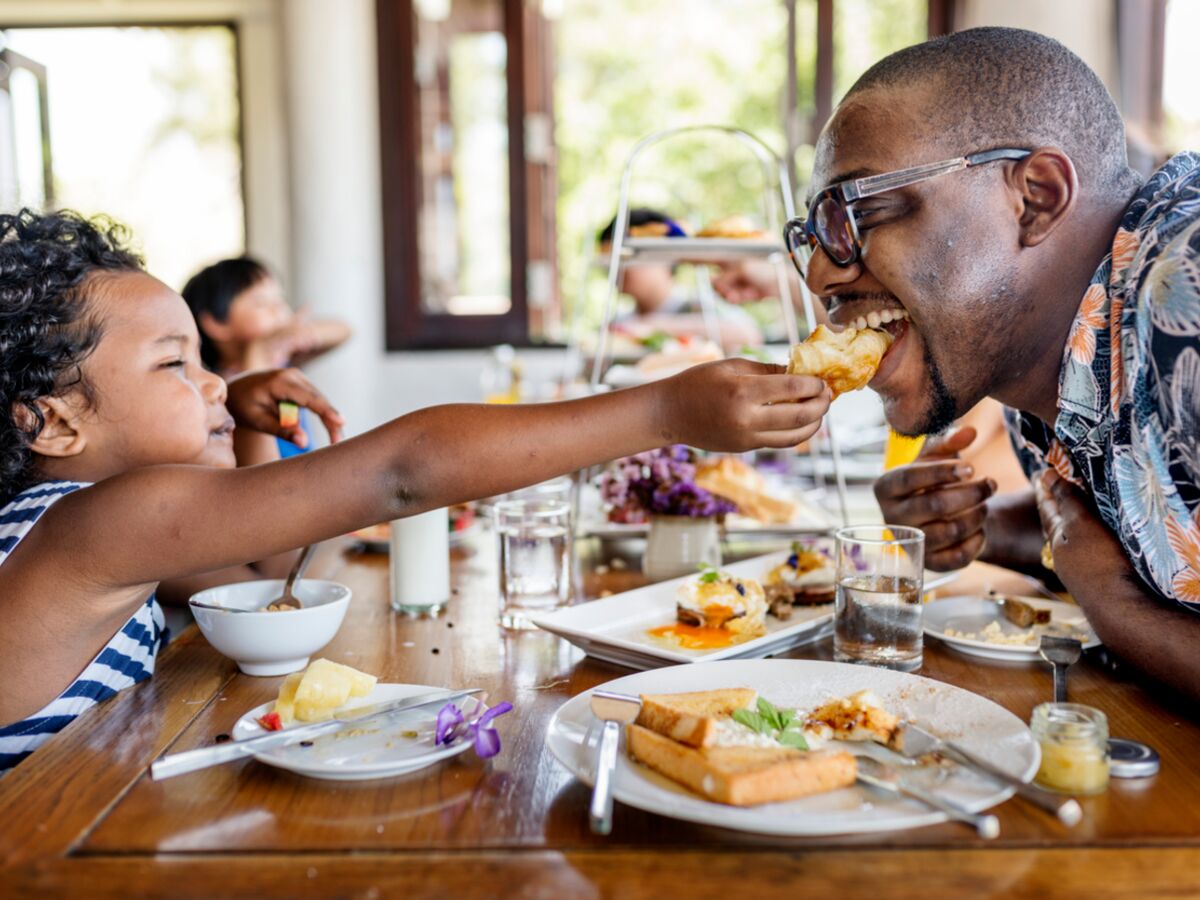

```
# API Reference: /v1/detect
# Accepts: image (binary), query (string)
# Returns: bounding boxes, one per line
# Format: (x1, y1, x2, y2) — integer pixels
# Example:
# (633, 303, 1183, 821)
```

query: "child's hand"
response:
(654, 358, 831, 451)
(225, 368, 345, 447)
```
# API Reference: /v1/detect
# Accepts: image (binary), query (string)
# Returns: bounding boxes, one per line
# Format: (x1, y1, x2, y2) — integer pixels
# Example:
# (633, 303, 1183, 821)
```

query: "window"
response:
(0, 25, 244, 290)
(378, 0, 928, 349)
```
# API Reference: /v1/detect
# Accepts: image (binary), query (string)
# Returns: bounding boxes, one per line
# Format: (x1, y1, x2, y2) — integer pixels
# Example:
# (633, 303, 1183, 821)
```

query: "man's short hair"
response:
(845, 27, 1139, 193)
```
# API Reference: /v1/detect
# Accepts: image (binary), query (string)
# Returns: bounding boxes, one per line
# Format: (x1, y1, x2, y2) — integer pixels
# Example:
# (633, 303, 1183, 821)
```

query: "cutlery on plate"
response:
(589, 690, 642, 836)
(150, 687, 483, 780)
(893, 721, 1082, 827)
(1039, 636, 1083, 702)
(855, 758, 999, 839)
(266, 543, 318, 611)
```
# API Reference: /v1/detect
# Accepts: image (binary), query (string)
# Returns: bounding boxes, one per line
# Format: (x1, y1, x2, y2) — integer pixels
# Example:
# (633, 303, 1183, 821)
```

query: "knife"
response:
(150, 687, 483, 781)
(855, 764, 1000, 839)
(894, 720, 1082, 827)
(588, 690, 642, 836)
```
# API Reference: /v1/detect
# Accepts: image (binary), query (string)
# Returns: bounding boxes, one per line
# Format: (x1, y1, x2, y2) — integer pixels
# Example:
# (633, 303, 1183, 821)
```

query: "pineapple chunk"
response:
(273, 659, 379, 724)
(273, 671, 304, 725)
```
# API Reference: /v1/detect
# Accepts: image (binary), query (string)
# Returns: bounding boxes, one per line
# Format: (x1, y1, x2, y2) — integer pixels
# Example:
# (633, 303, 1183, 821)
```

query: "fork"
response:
(855, 756, 999, 839)
(1039, 635, 1083, 703)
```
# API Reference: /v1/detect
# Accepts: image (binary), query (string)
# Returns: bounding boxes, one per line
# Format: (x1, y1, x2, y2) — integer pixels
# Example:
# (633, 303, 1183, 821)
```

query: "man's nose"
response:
(804, 245, 864, 297)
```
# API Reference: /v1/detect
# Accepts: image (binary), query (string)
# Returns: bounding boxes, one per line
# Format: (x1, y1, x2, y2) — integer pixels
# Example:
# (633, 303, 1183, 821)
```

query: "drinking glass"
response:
(494, 498, 572, 629)
(834, 525, 925, 671)
(390, 507, 451, 616)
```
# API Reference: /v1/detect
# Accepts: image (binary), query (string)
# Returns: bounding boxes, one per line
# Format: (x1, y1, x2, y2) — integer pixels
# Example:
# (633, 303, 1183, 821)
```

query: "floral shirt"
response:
(1006, 152, 1200, 609)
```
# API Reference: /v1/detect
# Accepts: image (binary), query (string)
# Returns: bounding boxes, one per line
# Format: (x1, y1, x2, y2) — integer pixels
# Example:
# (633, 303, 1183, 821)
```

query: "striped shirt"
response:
(0, 481, 166, 775)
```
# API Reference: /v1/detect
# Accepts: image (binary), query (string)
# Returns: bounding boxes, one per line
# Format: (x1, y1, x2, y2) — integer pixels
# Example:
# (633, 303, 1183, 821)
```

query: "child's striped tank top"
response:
(0, 481, 165, 774)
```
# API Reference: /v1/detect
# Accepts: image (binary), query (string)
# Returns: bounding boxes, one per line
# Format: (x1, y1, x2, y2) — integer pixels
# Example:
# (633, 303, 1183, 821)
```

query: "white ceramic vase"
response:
(643, 515, 721, 582)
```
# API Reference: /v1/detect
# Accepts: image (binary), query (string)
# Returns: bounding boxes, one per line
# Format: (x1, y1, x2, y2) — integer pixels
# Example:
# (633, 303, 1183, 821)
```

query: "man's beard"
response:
(895, 342, 958, 437)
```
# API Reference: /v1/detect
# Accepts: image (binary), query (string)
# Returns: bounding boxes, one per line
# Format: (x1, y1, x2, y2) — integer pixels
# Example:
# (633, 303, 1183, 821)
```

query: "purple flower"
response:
(435, 699, 514, 759)
(598, 446, 735, 519)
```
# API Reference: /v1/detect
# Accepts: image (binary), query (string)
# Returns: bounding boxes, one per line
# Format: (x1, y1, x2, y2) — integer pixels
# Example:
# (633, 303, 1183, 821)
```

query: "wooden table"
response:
(3, 535, 1199, 899)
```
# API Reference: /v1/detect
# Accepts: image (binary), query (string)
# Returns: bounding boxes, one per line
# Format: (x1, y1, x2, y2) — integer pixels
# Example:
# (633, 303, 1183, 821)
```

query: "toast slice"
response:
(627, 723, 857, 806)
(635, 688, 758, 748)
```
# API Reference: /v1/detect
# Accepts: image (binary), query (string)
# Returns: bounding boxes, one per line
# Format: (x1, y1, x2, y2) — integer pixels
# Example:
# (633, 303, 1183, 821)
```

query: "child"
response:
(0, 209, 830, 773)
(154, 367, 341, 607)
(181, 256, 351, 376)
(182, 256, 351, 458)
(598, 208, 763, 352)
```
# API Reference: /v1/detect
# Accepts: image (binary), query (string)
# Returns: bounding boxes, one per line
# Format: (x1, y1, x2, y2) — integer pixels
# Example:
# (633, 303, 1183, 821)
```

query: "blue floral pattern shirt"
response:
(1006, 152, 1200, 609)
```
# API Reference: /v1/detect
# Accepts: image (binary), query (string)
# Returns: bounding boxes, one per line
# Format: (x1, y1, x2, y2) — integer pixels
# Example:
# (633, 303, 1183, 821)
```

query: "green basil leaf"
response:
(731, 709, 768, 734)
(777, 729, 810, 750)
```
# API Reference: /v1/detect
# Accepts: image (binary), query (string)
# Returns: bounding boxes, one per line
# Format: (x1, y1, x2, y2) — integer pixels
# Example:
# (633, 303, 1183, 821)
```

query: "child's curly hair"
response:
(0, 208, 143, 504)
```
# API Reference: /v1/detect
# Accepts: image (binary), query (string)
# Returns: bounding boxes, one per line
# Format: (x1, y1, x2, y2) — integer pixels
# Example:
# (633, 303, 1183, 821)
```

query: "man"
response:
(791, 27, 1200, 699)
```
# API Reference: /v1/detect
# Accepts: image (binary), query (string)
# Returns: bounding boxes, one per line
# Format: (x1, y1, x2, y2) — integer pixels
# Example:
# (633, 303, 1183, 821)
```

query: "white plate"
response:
(621, 236, 786, 262)
(530, 549, 960, 670)
(925, 595, 1100, 661)
(231, 684, 478, 781)
(546, 659, 1037, 836)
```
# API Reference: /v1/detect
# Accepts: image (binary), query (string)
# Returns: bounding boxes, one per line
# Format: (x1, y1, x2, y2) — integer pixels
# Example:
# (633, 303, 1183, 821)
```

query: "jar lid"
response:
(1107, 738, 1159, 778)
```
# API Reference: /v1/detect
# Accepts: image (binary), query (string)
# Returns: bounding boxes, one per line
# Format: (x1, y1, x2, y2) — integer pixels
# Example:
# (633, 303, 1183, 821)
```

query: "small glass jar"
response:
(1031, 702, 1110, 795)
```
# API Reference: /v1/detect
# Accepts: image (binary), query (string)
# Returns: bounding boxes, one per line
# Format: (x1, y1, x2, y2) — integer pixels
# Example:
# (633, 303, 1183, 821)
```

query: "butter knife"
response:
(151, 687, 483, 780)
(589, 690, 642, 835)
(894, 720, 1081, 827)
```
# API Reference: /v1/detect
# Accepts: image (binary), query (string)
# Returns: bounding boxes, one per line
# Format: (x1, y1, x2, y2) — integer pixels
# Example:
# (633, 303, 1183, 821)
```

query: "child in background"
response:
(182, 257, 351, 456)
(0, 209, 831, 773)
(599, 208, 763, 353)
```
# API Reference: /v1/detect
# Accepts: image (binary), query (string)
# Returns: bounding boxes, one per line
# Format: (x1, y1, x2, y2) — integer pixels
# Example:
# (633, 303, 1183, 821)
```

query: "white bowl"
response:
(188, 580, 352, 676)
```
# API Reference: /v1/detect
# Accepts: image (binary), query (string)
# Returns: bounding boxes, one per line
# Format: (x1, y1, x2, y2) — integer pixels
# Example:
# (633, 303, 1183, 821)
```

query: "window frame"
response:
(377, 0, 540, 350)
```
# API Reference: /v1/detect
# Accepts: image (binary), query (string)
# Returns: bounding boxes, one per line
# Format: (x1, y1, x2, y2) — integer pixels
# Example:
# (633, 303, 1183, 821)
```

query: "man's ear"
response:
(1010, 147, 1078, 248)
(26, 396, 88, 459)
(198, 311, 234, 342)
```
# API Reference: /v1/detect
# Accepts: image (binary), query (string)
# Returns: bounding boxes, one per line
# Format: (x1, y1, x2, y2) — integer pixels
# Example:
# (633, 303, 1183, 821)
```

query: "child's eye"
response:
(160, 359, 186, 369)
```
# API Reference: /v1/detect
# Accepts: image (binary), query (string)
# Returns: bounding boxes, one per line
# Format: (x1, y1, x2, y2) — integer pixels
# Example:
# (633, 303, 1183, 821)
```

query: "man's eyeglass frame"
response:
(784, 147, 1032, 271)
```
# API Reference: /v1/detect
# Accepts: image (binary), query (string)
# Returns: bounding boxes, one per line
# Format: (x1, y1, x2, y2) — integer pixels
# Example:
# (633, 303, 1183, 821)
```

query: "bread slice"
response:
(635, 688, 757, 748)
(627, 724, 857, 806)
(694, 458, 798, 525)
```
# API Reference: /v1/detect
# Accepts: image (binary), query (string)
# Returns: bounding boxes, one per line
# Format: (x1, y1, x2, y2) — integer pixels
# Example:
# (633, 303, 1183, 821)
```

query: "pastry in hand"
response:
(787, 324, 893, 398)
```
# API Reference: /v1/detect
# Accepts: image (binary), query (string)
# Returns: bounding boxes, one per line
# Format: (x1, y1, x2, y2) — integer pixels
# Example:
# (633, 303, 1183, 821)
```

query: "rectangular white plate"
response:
(532, 550, 959, 670)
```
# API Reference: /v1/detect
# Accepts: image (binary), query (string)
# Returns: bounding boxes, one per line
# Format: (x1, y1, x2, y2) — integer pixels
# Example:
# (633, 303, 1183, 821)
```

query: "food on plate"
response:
(624, 688, 857, 806)
(270, 658, 378, 726)
(764, 542, 837, 617)
(694, 456, 797, 525)
(634, 336, 723, 379)
(695, 215, 772, 240)
(634, 688, 759, 747)
(626, 220, 689, 238)
(943, 621, 1088, 647)
(990, 592, 1052, 627)
(804, 690, 900, 746)
(648, 566, 767, 650)
(787, 324, 894, 397)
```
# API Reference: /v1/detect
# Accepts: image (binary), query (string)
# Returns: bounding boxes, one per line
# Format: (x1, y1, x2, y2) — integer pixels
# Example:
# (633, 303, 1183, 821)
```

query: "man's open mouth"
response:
(844, 307, 909, 340)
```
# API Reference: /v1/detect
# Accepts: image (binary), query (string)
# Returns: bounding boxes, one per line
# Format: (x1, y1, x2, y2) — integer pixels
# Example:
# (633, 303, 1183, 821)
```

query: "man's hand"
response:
(873, 426, 997, 570)
(225, 368, 345, 447)
(1035, 468, 1127, 589)
(654, 358, 831, 452)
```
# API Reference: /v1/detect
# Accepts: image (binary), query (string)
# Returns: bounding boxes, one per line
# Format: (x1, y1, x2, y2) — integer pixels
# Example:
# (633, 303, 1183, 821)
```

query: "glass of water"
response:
(494, 498, 572, 629)
(834, 525, 925, 671)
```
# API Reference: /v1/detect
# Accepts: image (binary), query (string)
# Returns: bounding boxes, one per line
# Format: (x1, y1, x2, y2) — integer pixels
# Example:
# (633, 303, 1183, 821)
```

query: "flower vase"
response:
(643, 515, 721, 582)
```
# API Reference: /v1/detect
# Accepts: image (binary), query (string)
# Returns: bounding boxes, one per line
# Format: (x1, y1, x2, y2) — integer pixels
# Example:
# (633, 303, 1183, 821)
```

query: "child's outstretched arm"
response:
(43, 359, 830, 587)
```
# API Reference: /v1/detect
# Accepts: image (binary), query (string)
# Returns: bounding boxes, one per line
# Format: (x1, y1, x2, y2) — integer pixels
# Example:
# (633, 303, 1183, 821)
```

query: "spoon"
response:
(1039, 635, 1082, 702)
(268, 544, 318, 610)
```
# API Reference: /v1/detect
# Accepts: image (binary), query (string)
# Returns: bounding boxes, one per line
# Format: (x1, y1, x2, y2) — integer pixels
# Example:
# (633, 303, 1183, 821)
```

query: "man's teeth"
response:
(849, 309, 908, 330)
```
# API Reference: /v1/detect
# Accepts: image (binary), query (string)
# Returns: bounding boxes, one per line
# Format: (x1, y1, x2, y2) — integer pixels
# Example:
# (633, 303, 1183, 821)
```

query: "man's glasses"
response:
(784, 148, 1031, 271)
